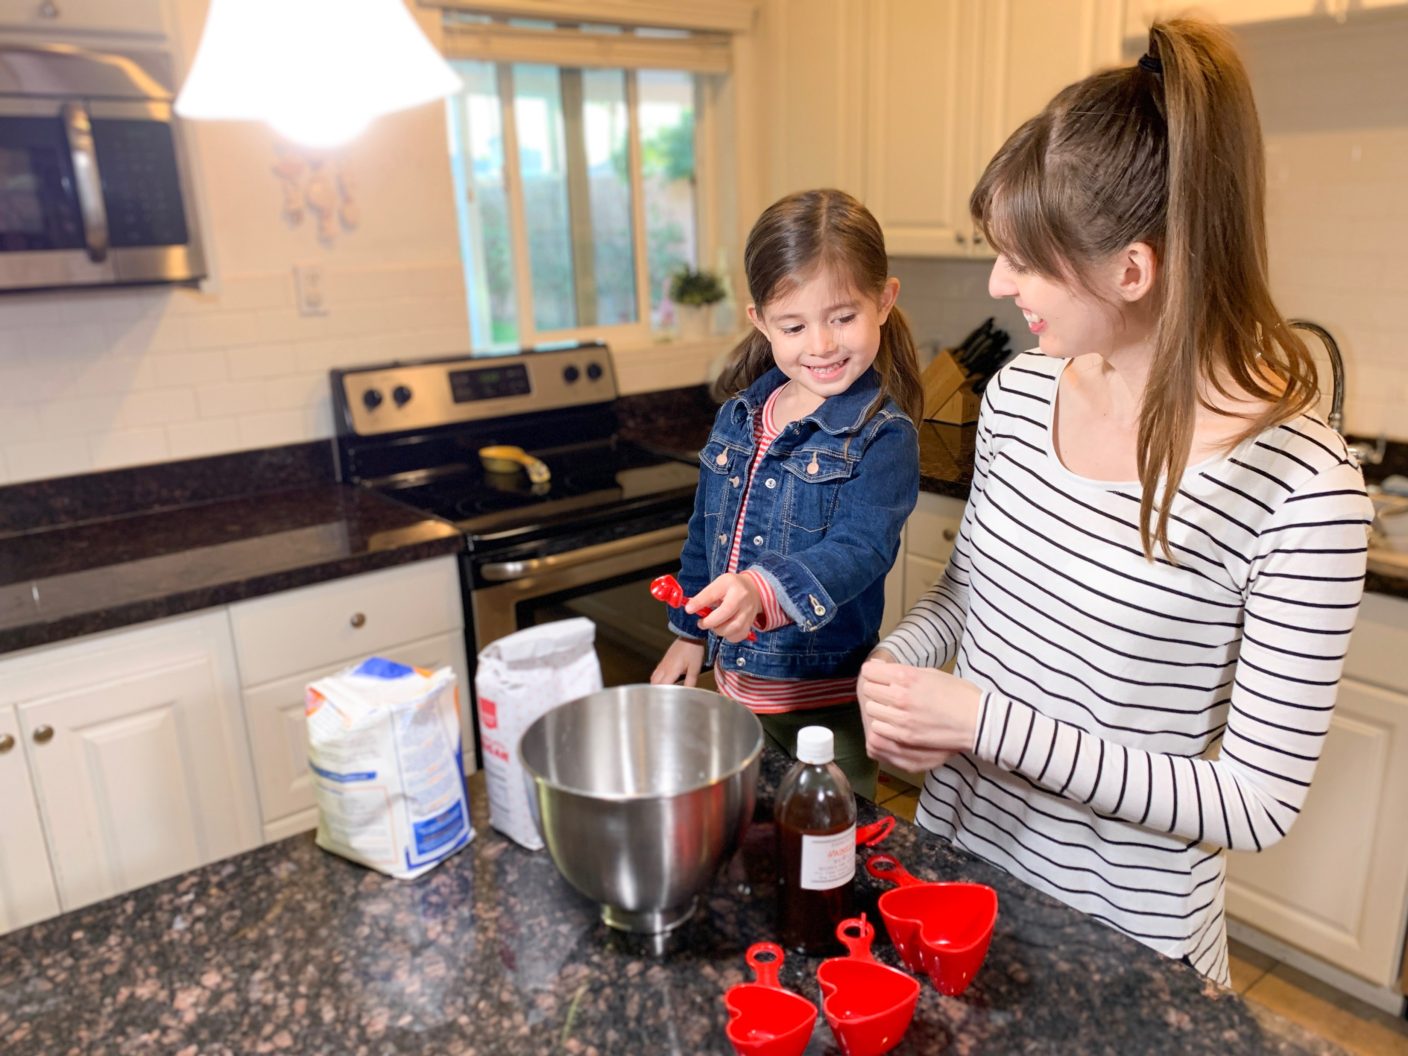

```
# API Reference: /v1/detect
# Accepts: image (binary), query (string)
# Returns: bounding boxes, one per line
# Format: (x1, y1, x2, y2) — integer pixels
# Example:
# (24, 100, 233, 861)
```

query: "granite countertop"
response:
(0, 751, 1346, 1055)
(0, 485, 463, 655)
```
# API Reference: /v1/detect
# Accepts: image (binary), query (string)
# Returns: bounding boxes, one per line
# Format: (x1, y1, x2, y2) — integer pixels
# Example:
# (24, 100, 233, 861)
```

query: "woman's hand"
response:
(858, 659, 983, 774)
(689, 573, 763, 643)
(651, 637, 705, 687)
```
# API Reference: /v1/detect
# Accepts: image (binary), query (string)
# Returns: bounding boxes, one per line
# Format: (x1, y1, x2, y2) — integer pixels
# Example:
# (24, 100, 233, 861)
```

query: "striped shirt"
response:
(880, 353, 1372, 983)
(715, 386, 858, 714)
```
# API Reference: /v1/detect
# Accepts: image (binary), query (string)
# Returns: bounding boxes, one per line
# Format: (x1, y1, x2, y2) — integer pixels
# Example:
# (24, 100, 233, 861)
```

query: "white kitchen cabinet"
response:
(881, 491, 966, 638)
(765, 0, 869, 202)
(1123, 0, 1408, 38)
(0, 0, 167, 38)
(0, 611, 261, 915)
(230, 556, 472, 841)
(862, 0, 1123, 257)
(1225, 592, 1408, 989)
(240, 628, 472, 843)
(0, 706, 60, 933)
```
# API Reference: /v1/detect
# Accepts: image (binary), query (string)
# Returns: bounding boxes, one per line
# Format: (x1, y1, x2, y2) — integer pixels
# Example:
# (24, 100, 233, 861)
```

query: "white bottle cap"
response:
(796, 725, 834, 765)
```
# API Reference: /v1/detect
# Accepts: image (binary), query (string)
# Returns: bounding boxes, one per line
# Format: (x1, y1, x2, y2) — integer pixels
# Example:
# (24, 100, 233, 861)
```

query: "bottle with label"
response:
(774, 726, 857, 954)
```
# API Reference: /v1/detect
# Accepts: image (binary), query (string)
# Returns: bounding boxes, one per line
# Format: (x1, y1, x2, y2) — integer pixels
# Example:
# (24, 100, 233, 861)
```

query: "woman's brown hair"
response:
(969, 17, 1319, 560)
(715, 188, 924, 425)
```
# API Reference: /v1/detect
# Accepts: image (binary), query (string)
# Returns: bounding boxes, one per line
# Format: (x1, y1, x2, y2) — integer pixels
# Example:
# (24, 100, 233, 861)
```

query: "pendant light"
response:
(175, 0, 462, 149)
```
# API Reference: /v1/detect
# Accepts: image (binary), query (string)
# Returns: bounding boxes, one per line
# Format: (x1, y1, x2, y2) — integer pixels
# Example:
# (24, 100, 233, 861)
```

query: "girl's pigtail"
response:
(876, 304, 924, 426)
(712, 329, 775, 403)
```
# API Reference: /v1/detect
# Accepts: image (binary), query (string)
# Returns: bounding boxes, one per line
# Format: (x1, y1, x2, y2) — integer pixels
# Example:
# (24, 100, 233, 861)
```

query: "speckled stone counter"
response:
(0, 485, 463, 655)
(0, 752, 1346, 1055)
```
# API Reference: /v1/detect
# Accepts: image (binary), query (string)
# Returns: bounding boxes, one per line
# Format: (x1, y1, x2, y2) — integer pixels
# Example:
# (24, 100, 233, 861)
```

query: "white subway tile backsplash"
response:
(227, 343, 299, 380)
(89, 428, 170, 471)
(153, 351, 229, 388)
(237, 410, 312, 448)
(118, 389, 199, 429)
(183, 312, 264, 350)
(195, 380, 270, 418)
(165, 419, 243, 461)
(7, 435, 91, 483)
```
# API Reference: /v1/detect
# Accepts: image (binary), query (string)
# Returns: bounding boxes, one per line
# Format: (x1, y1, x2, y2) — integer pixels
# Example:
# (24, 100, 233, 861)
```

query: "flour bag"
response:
(305, 658, 472, 879)
(475, 618, 602, 849)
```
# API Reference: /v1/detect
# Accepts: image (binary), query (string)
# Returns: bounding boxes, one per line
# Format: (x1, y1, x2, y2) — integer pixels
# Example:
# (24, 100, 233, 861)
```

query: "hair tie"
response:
(1138, 52, 1162, 76)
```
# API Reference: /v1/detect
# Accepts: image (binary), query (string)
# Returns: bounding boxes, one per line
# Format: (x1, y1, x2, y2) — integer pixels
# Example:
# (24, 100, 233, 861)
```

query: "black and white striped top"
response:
(881, 353, 1372, 983)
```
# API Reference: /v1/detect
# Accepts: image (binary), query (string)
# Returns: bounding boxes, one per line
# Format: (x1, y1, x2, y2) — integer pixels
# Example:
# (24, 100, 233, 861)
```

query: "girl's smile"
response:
(747, 270, 900, 409)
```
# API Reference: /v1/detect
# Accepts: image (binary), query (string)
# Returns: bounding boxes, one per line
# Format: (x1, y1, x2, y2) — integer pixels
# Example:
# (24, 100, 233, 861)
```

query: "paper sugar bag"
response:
(306, 658, 472, 879)
(475, 618, 601, 849)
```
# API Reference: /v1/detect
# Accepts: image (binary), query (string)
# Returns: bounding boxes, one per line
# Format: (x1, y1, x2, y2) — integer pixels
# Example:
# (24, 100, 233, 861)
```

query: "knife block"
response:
(920, 348, 981, 425)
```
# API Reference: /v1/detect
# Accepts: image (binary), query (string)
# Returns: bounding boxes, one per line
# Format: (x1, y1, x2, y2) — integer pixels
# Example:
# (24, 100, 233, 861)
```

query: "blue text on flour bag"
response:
(305, 658, 473, 879)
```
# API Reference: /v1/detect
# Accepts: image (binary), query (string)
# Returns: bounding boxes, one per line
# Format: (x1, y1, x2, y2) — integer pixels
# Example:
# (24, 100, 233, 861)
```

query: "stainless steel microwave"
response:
(0, 42, 205, 292)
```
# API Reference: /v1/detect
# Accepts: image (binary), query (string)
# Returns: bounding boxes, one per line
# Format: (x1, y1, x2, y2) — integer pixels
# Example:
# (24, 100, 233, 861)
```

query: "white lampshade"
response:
(175, 0, 462, 148)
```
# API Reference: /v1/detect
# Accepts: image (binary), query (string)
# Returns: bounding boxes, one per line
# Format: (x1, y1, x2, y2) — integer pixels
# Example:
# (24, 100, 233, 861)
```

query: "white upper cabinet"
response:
(1124, 0, 1408, 38)
(763, 0, 1124, 257)
(0, 0, 167, 38)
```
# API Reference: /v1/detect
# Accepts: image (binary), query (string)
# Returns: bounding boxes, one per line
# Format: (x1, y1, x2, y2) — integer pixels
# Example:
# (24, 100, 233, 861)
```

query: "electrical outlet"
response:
(294, 263, 328, 316)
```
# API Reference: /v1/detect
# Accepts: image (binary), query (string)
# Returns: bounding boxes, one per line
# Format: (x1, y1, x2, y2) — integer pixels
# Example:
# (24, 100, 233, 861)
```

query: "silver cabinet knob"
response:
(0, 733, 14, 754)
(349, 612, 367, 629)
(33, 725, 54, 744)
(943, 528, 957, 542)
(38, 1, 59, 17)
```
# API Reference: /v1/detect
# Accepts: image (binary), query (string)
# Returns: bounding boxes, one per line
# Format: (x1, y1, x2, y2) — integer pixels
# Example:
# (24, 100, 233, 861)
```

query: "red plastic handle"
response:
(833, 914, 878, 961)
(866, 853, 927, 888)
(648, 574, 757, 642)
(744, 942, 787, 989)
(855, 817, 895, 847)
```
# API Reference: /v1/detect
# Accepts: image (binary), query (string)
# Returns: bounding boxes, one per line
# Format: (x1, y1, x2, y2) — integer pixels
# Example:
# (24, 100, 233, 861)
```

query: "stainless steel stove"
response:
(331, 343, 699, 702)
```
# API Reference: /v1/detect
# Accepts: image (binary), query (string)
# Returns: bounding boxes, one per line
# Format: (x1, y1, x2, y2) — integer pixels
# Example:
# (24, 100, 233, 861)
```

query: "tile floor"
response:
(873, 773, 1408, 1055)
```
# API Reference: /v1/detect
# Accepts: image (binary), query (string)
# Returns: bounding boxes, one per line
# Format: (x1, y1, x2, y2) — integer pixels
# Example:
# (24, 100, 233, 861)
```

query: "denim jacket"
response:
(670, 366, 920, 680)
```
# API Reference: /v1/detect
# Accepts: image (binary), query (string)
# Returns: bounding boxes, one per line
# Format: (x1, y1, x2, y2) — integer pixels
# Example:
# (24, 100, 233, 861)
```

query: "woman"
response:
(858, 17, 1373, 982)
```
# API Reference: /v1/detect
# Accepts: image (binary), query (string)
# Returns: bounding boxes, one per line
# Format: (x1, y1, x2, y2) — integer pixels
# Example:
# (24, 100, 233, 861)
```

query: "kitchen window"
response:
(442, 14, 730, 351)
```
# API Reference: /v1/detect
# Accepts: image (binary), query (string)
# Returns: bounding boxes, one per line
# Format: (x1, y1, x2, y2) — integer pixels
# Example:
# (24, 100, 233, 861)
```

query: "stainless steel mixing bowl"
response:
(518, 684, 763, 933)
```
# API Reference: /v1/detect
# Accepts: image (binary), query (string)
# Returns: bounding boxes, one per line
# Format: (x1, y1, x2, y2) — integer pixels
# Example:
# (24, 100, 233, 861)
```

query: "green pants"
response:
(758, 701, 879, 801)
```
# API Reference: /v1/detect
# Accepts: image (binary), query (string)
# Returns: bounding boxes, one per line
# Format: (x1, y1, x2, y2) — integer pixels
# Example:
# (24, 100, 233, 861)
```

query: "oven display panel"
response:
(450, 364, 531, 403)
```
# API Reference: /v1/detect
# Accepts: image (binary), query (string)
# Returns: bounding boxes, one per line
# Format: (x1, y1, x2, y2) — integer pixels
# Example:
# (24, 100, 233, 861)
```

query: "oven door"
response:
(469, 523, 688, 687)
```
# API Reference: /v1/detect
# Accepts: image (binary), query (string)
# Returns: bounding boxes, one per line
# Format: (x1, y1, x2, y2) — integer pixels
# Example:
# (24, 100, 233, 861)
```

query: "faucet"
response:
(1287, 319, 1386, 466)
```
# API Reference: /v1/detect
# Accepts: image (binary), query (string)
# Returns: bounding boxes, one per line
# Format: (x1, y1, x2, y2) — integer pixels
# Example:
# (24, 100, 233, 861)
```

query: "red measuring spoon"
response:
(816, 914, 919, 1056)
(866, 853, 998, 996)
(649, 574, 757, 641)
(855, 817, 895, 848)
(723, 942, 817, 1056)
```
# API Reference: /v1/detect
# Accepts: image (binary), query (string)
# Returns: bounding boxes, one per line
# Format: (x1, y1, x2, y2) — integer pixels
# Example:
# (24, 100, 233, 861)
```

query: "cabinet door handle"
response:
(0, 733, 13, 753)
(955, 233, 968, 245)
(943, 528, 957, 542)
(38, 1, 60, 17)
(974, 234, 985, 246)
(349, 612, 367, 629)
(32, 725, 54, 744)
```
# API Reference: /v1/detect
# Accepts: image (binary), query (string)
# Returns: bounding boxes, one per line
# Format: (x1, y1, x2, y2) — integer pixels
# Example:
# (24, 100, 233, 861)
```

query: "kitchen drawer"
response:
(0, 0, 167, 37)
(1341, 592, 1408, 690)
(229, 557, 463, 687)
(242, 629, 473, 825)
(903, 554, 946, 614)
(906, 494, 964, 564)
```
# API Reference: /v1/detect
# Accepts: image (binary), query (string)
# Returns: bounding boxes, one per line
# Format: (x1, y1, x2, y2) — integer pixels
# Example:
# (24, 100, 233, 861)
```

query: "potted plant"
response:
(669, 267, 726, 339)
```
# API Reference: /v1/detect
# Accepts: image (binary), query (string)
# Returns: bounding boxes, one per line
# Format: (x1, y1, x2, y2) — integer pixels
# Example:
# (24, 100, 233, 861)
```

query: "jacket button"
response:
(718, 533, 727, 543)
(765, 478, 777, 489)
(730, 476, 741, 487)
(753, 535, 764, 545)
(715, 452, 728, 466)
(809, 595, 825, 615)
(806, 460, 819, 475)
(736, 657, 746, 667)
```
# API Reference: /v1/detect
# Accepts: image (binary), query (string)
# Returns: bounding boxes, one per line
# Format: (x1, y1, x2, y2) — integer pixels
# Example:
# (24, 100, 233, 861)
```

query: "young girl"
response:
(859, 19, 1373, 983)
(651, 188, 922, 800)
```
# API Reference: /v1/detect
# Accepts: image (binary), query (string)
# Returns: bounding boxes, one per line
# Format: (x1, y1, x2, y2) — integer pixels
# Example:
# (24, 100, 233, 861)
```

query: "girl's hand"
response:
(689, 573, 763, 644)
(859, 660, 982, 774)
(651, 637, 705, 687)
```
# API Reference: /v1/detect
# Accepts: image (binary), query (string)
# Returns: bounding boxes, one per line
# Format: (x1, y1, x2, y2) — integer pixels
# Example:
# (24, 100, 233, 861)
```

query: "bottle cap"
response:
(796, 725, 834, 765)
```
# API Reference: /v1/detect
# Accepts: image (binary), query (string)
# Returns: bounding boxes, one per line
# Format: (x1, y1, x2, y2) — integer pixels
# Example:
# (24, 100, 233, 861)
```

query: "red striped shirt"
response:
(714, 386, 857, 715)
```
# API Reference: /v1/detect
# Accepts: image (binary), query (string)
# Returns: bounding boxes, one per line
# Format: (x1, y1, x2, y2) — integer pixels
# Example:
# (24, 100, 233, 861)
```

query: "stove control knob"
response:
(586, 362, 604, 381)
(563, 365, 581, 384)
(362, 388, 384, 410)
(393, 385, 413, 407)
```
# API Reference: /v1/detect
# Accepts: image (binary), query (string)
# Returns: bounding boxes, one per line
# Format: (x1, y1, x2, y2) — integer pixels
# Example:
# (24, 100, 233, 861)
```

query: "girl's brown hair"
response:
(969, 17, 1319, 560)
(715, 188, 924, 425)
